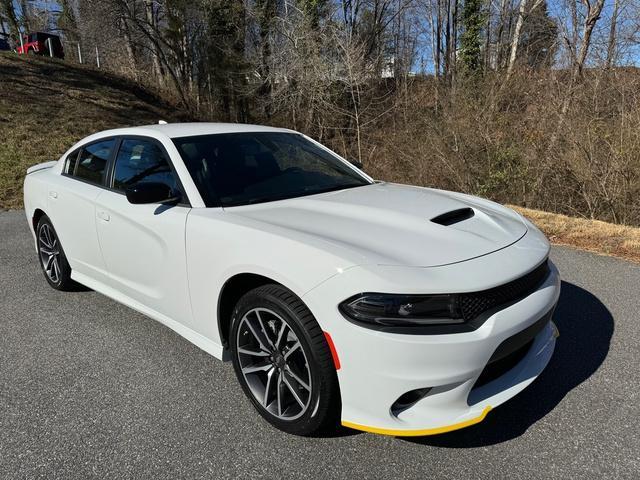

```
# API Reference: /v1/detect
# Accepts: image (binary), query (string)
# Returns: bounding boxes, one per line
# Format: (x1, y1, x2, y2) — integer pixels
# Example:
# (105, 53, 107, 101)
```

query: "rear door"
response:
(45, 138, 115, 281)
(94, 136, 193, 324)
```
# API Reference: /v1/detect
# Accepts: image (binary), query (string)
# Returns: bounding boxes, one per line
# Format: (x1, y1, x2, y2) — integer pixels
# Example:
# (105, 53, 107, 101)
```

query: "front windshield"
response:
(172, 132, 370, 207)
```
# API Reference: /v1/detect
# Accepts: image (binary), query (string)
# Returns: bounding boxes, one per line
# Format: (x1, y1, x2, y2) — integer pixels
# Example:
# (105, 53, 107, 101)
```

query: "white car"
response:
(23, 123, 560, 437)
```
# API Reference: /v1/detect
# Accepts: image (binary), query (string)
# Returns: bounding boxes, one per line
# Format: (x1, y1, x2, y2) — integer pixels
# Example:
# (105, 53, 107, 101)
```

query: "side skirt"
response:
(71, 271, 226, 360)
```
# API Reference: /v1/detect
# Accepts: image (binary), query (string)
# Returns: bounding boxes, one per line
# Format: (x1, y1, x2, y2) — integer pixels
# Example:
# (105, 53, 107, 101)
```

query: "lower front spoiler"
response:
(342, 405, 493, 437)
(341, 320, 559, 437)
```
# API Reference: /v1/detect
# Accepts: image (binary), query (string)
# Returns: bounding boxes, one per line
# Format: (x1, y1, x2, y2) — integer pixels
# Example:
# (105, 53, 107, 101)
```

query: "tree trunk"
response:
(606, 0, 619, 69)
(145, 0, 164, 86)
(120, 16, 137, 78)
(484, 3, 491, 70)
(566, 0, 579, 65)
(1, 0, 21, 41)
(444, 0, 451, 80)
(575, 0, 606, 77)
(435, 0, 442, 77)
(18, 0, 30, 32)
(495, 0, 509, 68)
(507, 0, 544, 77)
(450, 0, 458, 84)
(506, 0, 529, 76)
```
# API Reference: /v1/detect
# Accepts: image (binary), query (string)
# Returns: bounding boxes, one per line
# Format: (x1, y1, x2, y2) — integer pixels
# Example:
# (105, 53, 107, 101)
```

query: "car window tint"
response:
(112, 139, 178, 192)
(173, 132, 368, 207)
(75, 139, 114, 184)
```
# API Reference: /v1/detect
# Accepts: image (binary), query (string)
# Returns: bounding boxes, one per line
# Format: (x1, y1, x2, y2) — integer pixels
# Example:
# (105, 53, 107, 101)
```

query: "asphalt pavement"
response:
(1, 209, 638, 479)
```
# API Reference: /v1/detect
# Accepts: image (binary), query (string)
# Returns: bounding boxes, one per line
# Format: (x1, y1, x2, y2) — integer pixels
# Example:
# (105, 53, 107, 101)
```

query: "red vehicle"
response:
(17, 32, 64, 59)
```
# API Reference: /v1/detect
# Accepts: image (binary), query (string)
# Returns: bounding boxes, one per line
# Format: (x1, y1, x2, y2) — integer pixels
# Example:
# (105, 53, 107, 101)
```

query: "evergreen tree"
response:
(459, 0, 485, 76)
(519, 0, 558, 70)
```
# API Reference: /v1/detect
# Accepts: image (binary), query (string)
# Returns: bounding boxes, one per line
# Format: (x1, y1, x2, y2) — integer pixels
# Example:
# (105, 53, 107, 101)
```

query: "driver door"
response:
(94, 136, 193, 325)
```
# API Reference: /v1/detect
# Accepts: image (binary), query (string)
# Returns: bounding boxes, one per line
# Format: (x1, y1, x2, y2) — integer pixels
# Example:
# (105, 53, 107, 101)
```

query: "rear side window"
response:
(112, 138, 178, 192)
(75, 139, 115, 184)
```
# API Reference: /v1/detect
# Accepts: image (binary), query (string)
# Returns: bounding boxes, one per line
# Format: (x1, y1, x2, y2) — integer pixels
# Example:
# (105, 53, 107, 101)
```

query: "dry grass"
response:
(509, 205, 640, 263)
(0, 53, 191, 209)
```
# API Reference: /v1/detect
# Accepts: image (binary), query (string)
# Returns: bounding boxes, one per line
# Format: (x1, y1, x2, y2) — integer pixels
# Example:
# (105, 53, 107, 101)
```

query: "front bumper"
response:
(303, 254, 561, 436)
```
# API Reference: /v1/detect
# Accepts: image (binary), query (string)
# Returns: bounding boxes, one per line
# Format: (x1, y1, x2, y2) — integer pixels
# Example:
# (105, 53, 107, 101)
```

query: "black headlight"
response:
(339, 293, 464, 327)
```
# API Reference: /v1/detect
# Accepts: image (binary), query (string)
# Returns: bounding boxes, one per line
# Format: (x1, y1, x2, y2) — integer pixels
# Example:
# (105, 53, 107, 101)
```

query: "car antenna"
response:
(158, 120, 168, 125)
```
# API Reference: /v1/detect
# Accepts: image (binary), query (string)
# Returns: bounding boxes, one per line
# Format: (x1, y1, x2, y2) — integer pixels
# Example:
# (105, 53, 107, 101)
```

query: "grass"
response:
(510, 205, 640, 263)
(0, 53, 191, 209)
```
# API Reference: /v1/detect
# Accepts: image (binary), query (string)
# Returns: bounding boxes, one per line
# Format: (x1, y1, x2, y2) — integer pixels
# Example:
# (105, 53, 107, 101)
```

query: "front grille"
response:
(458, 259, 550, 321)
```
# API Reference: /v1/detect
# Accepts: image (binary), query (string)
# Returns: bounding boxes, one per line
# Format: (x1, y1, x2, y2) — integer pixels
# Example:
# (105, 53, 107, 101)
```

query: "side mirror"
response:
(350, 160, 363, 169)
(125, 182, 180, 205)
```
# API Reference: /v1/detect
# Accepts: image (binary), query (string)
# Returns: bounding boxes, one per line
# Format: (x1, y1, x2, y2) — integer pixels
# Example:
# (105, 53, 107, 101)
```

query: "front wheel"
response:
(230, 284, 341, 436)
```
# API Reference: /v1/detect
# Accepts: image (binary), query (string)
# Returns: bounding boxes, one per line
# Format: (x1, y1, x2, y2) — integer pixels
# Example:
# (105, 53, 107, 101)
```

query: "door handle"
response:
(49, 191, 58, 199)
(97, 211, 110, 222)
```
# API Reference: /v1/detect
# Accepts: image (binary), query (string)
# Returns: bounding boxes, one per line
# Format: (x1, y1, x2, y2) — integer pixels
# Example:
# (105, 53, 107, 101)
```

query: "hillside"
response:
(0, 53, 192, 209)
(1, 53, 639, 263)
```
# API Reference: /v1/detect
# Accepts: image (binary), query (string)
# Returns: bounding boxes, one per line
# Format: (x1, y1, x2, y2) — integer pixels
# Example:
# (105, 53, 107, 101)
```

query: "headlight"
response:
(339, 293, 464, 327)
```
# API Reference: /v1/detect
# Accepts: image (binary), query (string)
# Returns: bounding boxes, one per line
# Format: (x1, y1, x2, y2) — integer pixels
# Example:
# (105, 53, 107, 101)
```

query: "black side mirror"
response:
(125, 182, 180, 205)
(350, 160, 363, 169)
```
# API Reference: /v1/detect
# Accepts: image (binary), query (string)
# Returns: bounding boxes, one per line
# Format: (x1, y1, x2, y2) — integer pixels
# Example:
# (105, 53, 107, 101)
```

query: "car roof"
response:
(94, 122, 296, 140)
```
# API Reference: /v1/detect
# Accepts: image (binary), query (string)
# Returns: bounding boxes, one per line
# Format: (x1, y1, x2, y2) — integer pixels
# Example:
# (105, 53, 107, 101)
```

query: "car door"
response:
(45, 138, 115, 282)
(94, 136, 193, 325)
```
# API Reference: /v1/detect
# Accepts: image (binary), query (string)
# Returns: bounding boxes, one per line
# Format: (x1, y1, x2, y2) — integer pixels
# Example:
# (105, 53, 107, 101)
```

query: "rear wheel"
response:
(36, 215, 76, 291)
(230, 284, 341, 436)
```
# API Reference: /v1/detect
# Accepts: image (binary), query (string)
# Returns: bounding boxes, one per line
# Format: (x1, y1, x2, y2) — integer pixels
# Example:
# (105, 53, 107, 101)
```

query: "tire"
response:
(36, 215, 77, 291)
(230, 284, 341, 436)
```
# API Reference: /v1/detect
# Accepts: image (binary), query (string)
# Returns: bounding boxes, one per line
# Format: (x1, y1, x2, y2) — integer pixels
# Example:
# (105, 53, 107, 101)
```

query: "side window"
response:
(75, 139, 115, 184)
(112, 138, 178, 192)
(64, 149, 80, 175)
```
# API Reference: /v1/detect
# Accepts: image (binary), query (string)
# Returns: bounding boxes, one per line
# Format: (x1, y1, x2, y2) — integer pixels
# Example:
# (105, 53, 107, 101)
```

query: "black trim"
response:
(471, 307, 554, 391)
(431, 208, 475, 226)
(104, 137, 123, 190)
(60, 135, 192, 208)
(339, 259, 551, 335)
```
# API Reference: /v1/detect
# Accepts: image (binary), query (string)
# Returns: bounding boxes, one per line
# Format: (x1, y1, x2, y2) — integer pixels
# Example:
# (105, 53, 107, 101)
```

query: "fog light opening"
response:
(391, 387, 432, 417)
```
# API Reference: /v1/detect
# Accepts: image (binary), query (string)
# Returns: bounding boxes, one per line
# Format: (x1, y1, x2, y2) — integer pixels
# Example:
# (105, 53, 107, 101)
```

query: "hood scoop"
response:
(431, 208, 475, 226)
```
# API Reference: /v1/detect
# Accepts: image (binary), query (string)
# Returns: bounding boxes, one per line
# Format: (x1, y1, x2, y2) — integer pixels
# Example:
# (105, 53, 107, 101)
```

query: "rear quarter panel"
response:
(23, 164, 57, 246)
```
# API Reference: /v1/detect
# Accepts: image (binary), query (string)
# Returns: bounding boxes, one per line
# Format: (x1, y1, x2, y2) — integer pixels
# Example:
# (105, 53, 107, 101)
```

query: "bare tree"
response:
(0, 0, 21, 41)
(574, 0, 606, 76)
(506, 0, 544, 76)
(606, 0, 620, 68)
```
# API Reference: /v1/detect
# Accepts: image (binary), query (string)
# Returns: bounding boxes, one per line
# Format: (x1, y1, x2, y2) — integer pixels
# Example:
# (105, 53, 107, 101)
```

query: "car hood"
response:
(227, 183, 528, 267)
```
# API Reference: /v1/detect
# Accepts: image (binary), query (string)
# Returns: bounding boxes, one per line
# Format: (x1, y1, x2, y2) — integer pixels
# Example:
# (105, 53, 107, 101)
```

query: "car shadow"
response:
(401, 281, 613, 447)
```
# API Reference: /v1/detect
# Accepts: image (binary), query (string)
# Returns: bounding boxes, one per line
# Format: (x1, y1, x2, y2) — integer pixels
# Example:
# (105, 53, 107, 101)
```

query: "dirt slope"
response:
(0, 53, 191, 209)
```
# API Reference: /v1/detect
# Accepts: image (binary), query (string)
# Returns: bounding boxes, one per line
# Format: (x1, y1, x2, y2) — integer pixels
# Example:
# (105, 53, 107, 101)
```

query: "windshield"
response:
(172, 132, 370, 207)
